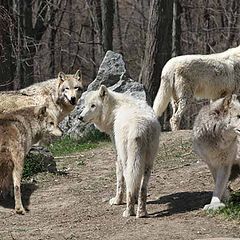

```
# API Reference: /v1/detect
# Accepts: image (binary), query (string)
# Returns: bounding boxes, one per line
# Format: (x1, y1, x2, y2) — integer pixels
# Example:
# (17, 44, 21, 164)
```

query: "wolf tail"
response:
(153, 72, 173, 117)
(125, 139, 144, 197)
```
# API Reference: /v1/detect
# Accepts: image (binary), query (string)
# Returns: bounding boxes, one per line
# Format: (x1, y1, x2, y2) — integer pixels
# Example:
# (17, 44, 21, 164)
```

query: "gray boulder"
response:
(60, 50, 146, 139)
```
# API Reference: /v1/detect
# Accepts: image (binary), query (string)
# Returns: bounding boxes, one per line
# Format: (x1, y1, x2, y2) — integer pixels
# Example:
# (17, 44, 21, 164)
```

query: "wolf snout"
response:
(70, 97, 76, 105)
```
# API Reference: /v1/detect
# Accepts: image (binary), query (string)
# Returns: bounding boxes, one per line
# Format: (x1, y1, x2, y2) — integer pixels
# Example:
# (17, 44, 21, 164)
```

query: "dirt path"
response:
(0, 130, 240, 240)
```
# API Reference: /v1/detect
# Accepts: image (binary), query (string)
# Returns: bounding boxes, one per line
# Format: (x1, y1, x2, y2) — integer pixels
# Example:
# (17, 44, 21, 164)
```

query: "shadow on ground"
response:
(0, 183, 38, 211)
(148, 191, 212, 217)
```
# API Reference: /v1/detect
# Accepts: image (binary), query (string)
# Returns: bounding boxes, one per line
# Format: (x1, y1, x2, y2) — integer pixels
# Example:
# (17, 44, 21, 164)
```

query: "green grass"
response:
(49, 131, 109, 157)
(208, 191, 240, 221)
(23, 130, 110, 178)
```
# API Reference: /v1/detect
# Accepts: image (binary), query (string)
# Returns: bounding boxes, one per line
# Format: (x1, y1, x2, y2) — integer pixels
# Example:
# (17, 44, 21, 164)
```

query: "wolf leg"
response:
(12, 164, 25, 214)
(170, 97, 189, 131)
(109, 157, 124, 205)
(204, 165, 231, 211)
(123, 190, 136, 217)
(136, 166, 151, 218)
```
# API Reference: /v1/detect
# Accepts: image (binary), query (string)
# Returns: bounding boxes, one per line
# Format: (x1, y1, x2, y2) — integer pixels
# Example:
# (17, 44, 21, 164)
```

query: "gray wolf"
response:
(0, 104, 62, 214)
(19, 69, 84, 123)
(193, 95, 240, 210)
(79, 85, 160, 218)
(153, 46, 240, 130)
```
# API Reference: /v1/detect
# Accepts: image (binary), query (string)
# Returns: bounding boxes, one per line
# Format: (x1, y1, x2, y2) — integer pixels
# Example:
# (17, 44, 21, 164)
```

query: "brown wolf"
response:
(153, 46, 240, 130)
(0, 104, 62, 214)
(193, 95, 240, 210)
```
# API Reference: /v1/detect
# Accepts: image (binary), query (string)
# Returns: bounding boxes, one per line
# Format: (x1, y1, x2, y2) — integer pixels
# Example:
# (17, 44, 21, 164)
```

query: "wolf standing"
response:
(80, 86, 160, 218)
(153, 46, 240, 130)
(193, 95, 240, 210)
(0, 104, 62, 214)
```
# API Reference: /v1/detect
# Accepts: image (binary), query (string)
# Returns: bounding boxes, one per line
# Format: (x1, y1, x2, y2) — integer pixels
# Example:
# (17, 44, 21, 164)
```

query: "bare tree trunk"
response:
(172, 0, 181, 57)
(13, 0, 24, 89)
(101, 0, 114, 52)
(23, 0, 34, 86)
(86, 0, 103, 55)
(139, 0, 173, 105)
(204, 0, 210, 54)
(0, 5, 15, 90)
(115, 0, 123, 54)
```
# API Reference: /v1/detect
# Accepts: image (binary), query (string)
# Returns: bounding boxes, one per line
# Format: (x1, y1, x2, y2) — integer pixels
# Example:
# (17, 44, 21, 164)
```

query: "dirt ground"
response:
(1, 130, 240, 240)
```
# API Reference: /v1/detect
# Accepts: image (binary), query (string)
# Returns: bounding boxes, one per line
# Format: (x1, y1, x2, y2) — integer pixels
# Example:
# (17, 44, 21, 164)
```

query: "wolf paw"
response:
(203, 202, 225, 211)
(109, 197, 123, 205)
(122, 209, 135, 217)
(136, 210, 149, 218)
(15, 207, 25, 215)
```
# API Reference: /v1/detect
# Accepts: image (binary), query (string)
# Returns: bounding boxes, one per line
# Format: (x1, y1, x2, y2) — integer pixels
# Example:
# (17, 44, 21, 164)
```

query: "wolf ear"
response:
(99, 85, 108, 100)
(74, 69, 82, 81)
(214, 95, 232, 115)
(222, 95, 233, 111)
(58, 72, 66, 83)
(35, 105, 47, 118)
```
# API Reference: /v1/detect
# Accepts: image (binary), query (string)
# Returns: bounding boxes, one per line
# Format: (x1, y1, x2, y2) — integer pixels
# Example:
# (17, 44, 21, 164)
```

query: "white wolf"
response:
(153, 46, 240, 130)
(79, 86, 160, 218)
(193, 95, 240, 210)
(19, 70, 84, 123)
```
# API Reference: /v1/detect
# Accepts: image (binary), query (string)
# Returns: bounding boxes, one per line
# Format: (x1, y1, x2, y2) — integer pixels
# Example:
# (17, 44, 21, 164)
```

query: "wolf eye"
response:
(65, 87, 69, 90)
(75, 86, 82, 91)
(49, 122, 54, 126)
(237, 115, 240, 119)
(91, 104, 96, 108)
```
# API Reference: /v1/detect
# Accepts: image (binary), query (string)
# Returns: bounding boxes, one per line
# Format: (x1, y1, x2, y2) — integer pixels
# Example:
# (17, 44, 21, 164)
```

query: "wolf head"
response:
(57, 70, 84, 106)
(79, 85, 111, 124)
(211, 94, 240, 135)
(35, 104, 63, 137)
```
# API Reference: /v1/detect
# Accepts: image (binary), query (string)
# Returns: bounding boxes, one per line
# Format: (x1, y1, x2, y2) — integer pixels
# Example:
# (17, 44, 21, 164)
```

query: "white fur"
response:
(80, 86, 160, 218)
(193, 95, 240, 210)
(153, 46, 240, 130)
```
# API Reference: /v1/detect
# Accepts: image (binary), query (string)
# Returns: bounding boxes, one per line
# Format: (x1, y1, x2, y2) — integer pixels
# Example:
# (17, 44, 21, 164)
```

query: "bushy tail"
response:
(153, 74, 173, 117)
(125, 140, 143, 196)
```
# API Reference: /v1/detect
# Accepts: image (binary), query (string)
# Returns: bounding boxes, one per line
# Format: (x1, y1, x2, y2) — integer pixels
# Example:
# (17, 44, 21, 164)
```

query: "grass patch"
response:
(208, 191, 240, 221)
(49, 131, 110, 157)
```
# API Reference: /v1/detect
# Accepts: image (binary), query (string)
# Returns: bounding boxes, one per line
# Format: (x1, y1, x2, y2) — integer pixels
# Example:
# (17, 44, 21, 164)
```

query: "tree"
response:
(0, 5, 15, 90)
(172, 0, 181, 57)
(139, 0, 173, 105)
(101, 0, 114, 52)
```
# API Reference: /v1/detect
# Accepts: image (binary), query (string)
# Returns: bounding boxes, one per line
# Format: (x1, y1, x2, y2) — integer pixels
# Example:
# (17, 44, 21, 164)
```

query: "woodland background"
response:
(0, 0, 239, 128)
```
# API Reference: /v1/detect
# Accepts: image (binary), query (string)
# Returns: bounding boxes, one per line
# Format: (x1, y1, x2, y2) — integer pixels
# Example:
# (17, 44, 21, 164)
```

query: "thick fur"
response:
(19, 70, 84, 123)
(153, 46, 240, 130)
(193, 95, 240, 210)
(0, 105, 62, 214)
(80, 86, 160, 218)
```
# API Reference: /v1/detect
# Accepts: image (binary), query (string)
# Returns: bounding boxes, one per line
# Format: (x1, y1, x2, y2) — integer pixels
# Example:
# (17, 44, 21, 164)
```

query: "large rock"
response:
(60, 51, 146, 139)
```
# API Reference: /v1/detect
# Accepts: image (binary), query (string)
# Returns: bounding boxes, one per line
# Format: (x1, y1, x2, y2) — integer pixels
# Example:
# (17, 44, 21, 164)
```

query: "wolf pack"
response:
(1, 46, 240, 219)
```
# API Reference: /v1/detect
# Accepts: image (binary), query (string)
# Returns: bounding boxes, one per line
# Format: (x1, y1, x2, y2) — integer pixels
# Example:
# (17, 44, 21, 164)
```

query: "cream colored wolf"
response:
(19, 69, 84, 122)
(193, 95, 240, 210)
(0, 104, 62, 214)
(79, 86, 160, 218)
(153, 46, 240, 130)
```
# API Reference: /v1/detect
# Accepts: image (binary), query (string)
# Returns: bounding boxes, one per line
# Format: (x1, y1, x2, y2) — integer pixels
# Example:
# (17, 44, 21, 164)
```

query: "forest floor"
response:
(0, 130, 240, 240)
